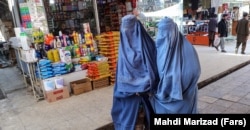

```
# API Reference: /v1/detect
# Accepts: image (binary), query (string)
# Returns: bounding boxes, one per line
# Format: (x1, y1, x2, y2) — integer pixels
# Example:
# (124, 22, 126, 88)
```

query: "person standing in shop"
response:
(235, 12, 249, 54)
(208, 14, 218, 47)
(215, 13, 228, 53)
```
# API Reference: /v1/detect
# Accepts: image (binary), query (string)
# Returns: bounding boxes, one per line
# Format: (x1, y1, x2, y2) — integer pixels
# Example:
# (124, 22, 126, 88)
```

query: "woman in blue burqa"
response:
(111, 14, 159, 129)
(150, 17, 201, 114)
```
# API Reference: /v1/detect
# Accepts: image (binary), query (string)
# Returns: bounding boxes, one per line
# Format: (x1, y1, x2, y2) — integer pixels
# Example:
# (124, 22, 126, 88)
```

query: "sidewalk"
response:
(1, 39, 250, 130)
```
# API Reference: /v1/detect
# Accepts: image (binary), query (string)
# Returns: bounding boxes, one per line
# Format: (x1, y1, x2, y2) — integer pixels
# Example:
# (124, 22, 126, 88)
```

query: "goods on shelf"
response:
(43, 0, 96, 34)
(97, 0, 130, 33)
(37, 59, 72, 80)
(87, 61, 110, 80)
(19, 3, 32, 28)
(52, 62, 68, 76)
(96, 31, 119, 84)
(37, 59, 54, 79)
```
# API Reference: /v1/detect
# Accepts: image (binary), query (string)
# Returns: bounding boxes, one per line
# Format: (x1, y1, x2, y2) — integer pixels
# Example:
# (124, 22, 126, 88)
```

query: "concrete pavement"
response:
(1, 38, 250, 130)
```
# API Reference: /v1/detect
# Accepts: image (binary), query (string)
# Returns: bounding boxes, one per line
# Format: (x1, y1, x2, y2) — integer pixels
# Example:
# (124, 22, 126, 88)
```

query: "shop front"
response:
(183, 0, 250, 46)
(9, 0, 184, 102)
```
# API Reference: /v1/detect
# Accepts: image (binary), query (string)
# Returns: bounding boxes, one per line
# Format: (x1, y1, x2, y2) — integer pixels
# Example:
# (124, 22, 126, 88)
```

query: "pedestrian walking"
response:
(150, 17, 201, 114)
(111, 14, 159, 130)
(208, 14, 218, 47)
(215, 13, 229, 53)
(235, 12, 249, 54)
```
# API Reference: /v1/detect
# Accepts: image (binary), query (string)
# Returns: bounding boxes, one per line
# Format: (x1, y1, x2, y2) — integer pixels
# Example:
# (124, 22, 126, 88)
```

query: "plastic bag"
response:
(39, 59, 51, 66)
(53, 66, 67, 72)
(52, 62, 66, 67)
(213, 35, 220, 47)
(40, 67, 53, 72)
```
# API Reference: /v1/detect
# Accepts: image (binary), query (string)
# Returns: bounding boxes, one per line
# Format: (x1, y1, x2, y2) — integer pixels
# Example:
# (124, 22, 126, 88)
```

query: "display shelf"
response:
(43, 0, 97, 34)
(20, 54, 44, 101)
(97, 0, 129, 33)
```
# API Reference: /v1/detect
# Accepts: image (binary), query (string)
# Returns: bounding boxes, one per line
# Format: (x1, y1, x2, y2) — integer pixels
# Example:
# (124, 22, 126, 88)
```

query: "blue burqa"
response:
(150, 17, 201, 114)
(111, 15, 159, 130)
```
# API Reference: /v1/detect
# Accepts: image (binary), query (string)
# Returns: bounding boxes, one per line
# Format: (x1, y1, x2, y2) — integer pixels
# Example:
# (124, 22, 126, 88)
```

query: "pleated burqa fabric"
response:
(150, 17, 201, 114)
(111, 15, 159, 130)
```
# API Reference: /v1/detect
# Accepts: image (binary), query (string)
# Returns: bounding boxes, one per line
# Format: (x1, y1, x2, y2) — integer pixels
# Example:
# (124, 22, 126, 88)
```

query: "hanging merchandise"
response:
(32, 29, 39, 44)
(19, 3, 32, 28)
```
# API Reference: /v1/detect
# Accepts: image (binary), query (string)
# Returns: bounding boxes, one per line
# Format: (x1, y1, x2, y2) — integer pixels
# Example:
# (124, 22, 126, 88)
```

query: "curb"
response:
(197, 60, 250, 89)
(97, 60, 250, 130)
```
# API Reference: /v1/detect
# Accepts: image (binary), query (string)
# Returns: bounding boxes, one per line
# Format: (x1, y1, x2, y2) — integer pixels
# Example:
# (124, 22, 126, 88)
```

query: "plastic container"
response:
(55, 77, 64, 89)
(43, 79, 55, 91)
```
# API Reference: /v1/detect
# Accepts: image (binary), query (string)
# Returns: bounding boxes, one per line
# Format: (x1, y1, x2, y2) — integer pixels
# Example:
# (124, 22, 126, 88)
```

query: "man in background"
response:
(215, 13, 228, 53)
(208, 14, 218, 47)
(235, 12, 249, 54)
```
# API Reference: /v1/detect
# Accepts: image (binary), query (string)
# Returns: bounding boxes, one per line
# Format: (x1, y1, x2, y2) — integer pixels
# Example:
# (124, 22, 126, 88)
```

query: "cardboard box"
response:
(70, 78, 92, 95)
(92, 77, 110, 89)
(46, 87, 70, 103)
